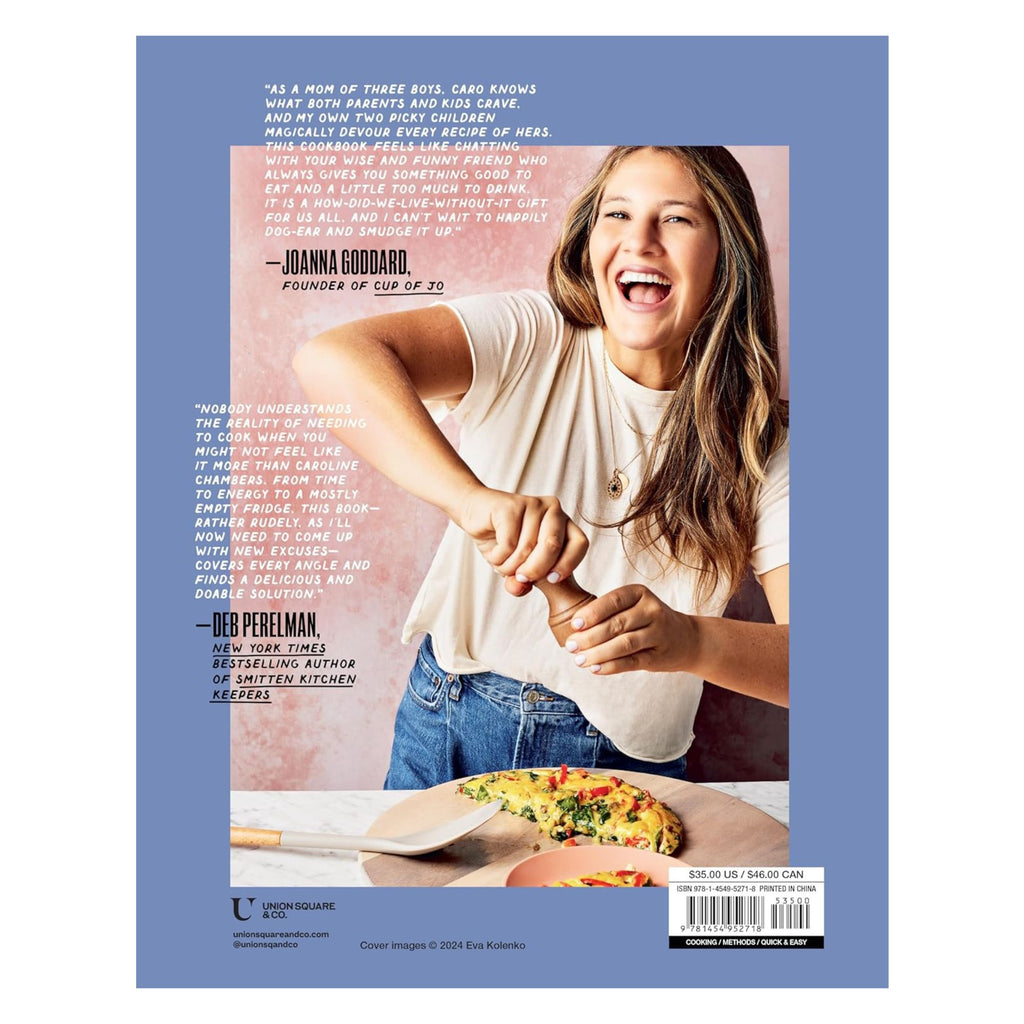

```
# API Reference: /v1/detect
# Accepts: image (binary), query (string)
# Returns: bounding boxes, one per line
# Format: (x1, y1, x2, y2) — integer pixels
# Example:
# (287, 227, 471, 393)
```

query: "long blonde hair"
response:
(547, 146, 788, 606)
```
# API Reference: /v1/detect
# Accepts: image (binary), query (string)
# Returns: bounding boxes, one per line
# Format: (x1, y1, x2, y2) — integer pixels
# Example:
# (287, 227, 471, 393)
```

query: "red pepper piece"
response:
(630, 797, 640, 812)
(609, 776, 622, 787)
(609, 870, 647, 886)
(559, 763, 569, 784)
(588, 786, 611, 797)
(562, 838, 577, 847)
(547, 775, 558, 790)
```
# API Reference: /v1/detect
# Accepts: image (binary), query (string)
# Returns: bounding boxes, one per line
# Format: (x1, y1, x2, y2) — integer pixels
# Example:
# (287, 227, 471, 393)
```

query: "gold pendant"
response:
(607, 470, 628, 499)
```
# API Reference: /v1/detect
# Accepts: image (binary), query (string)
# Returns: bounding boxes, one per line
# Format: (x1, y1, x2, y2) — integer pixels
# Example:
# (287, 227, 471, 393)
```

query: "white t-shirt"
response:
(403, 290, 788, 762)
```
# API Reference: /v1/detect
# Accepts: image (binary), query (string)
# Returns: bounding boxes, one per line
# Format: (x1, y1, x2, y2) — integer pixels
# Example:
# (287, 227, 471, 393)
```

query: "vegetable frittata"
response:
(457, 764, 682, 855)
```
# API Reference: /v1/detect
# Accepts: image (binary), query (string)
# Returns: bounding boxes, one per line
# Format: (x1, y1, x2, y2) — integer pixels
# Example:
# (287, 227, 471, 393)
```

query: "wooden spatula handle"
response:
(231, 826, 282, 847)
(533, 574, 596, 645)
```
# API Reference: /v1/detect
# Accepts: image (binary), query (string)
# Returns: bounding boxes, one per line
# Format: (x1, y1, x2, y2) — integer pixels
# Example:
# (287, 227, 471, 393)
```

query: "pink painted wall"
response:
(230, 145, 789, 790)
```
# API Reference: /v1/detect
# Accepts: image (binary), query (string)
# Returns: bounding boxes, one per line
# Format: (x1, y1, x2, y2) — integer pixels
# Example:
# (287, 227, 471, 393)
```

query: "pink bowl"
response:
(504, 845, 688, 887)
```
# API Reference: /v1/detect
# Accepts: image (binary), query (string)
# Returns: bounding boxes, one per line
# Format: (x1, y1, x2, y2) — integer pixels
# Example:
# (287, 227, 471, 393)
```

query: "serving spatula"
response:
(230, 798, 503, 856)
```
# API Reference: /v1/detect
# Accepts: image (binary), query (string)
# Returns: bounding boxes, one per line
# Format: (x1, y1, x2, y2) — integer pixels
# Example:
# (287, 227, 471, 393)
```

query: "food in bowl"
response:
(504, 844, 685, 887)
(547, 868, 652, 887)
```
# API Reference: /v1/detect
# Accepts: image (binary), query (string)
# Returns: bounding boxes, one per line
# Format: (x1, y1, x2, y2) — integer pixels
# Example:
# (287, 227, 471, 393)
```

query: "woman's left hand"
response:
(563, 579, 790, 706)
(563, 584, 697, 675)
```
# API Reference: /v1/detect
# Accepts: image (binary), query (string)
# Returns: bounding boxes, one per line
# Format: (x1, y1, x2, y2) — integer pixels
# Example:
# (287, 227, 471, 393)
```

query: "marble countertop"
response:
(230, 782, 789, 887)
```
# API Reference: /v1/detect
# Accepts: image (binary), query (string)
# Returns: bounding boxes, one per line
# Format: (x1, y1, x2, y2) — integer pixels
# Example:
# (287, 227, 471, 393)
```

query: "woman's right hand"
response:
(456, 486, 589, 597)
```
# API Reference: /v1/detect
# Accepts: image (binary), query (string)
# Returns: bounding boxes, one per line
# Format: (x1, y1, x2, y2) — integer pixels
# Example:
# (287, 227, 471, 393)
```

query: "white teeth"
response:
(617, 271, 671, 286)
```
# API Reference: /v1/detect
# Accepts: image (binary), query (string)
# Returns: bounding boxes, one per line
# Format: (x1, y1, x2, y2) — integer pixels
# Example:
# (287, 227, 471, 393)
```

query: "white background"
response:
(7, 3, 1015, 1019)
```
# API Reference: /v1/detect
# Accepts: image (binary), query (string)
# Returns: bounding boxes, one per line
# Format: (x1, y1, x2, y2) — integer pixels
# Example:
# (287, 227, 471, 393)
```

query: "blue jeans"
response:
(384, 636, 686, 789)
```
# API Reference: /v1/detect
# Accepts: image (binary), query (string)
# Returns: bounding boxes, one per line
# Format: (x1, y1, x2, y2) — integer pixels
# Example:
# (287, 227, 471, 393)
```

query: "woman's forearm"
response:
(685, 617, 789, 707)
(292, 317, 480, 521)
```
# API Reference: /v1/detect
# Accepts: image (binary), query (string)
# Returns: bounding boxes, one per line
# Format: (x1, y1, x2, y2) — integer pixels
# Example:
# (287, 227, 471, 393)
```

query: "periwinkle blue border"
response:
(137, 35, 887, 988)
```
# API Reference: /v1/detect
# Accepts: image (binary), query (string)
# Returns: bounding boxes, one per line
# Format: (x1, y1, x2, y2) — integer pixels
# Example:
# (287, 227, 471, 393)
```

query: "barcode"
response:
(771, 903, 812, 929)
(686, 896, 764, 927)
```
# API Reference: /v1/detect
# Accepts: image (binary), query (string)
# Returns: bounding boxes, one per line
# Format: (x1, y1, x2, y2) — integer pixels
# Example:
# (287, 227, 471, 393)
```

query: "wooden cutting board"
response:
(361, 771, 788, 886)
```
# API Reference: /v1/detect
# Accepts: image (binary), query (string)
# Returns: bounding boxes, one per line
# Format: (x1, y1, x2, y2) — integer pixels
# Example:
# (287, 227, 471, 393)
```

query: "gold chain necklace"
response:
(602, 349, 652, 500)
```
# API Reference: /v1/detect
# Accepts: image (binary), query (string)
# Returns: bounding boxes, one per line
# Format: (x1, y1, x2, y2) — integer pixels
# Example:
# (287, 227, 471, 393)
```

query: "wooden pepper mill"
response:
(533, 574, 597, 646)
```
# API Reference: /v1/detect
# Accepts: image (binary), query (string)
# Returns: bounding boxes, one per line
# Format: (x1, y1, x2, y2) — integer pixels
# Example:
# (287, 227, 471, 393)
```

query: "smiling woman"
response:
(587, 151, 720, 384)
(549, 147, 787, 611)
(292, 145, 789, 788)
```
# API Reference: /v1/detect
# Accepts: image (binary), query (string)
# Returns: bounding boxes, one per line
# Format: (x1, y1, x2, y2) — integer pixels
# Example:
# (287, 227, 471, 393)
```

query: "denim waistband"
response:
(419, 634, 584, 716)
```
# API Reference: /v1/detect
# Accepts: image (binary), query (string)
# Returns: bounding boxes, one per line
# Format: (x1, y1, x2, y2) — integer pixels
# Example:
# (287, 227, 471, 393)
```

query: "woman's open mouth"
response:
(616, 270, 672, 307)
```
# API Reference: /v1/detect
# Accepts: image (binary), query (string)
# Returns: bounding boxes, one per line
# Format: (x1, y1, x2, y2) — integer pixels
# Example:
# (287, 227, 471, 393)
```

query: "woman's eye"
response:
(603, 210, 628, 220)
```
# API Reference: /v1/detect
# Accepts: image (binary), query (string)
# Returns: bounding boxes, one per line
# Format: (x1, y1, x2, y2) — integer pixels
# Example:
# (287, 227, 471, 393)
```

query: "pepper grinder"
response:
(533, 574, 597, 646)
